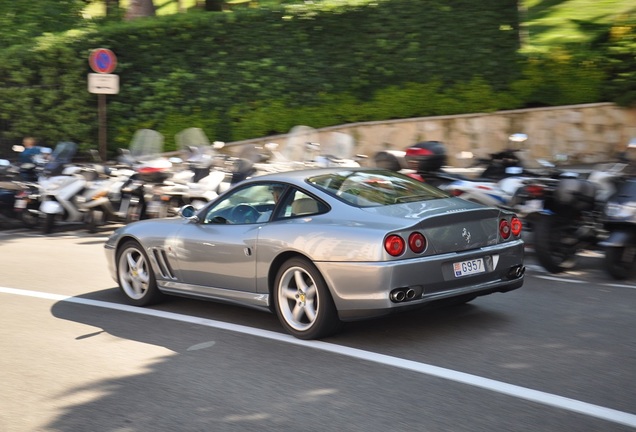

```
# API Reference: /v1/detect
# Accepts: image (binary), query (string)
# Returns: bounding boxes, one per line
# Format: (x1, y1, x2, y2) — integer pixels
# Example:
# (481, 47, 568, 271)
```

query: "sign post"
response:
(88, 48, 118, 161)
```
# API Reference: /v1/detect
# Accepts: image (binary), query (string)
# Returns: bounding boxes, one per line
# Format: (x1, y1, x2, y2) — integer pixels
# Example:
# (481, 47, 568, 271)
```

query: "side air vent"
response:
(151, 248, 176, 279)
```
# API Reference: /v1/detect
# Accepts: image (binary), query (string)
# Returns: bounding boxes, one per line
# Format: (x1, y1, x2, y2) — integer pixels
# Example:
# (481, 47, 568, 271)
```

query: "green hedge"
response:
(0, 0, 629, 159)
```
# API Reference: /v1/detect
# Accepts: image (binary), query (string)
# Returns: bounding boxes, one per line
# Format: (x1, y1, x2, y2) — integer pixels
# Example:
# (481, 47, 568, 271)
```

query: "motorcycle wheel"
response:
(85, 210, 98, 233)
(126, 202, 143, 224)
(534, 214, 578, 273)
(604, 246, 636, 280)
(20, 210, 39, 229)
(43, 213, 55, 234)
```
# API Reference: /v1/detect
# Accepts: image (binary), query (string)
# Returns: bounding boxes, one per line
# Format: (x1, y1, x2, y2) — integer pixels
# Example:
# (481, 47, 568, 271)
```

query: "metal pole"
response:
(98, 94, 107, 161)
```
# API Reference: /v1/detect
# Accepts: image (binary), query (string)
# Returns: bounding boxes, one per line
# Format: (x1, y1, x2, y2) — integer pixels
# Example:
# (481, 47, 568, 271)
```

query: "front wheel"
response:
(534, 214, 578, 273)
(43, 213, 55, 234)
(116, 240, 163, 306)
(126, 202, 143, 224)
(605, 246, 636, 280)
(274, 257, 342, 340)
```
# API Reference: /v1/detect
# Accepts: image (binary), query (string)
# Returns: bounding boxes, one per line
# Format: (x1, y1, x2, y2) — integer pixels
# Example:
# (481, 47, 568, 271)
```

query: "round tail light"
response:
(384, 235, 405, 256)
(499, 219, 511, 239)
(511, 217, 522, 236)
(408, 232, 426, 253)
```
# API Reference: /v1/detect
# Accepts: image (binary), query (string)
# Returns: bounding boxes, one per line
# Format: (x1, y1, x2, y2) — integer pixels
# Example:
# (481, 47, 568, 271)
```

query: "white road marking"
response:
(1, 286, 636, 428)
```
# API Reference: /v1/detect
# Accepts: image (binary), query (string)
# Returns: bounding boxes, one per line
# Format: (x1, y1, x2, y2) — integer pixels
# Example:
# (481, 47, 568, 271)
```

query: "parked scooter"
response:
(38, 142, 90, 234)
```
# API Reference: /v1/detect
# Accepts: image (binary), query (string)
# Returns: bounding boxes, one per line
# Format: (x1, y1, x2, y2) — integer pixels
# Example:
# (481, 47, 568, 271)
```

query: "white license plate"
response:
(14, 199, 27, 209)
(453, 258, 485, 277)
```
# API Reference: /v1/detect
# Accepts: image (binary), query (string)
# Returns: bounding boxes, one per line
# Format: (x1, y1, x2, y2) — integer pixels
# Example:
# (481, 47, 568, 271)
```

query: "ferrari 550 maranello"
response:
(105, 168, 525, 339)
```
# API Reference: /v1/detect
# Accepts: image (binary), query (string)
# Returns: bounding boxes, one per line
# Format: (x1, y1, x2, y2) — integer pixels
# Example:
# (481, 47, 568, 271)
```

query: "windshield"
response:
(308, 169, 449, 207)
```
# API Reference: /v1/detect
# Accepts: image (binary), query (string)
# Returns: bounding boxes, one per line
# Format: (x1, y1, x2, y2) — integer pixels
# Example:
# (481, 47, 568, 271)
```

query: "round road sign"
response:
(89, 48, 117, 74)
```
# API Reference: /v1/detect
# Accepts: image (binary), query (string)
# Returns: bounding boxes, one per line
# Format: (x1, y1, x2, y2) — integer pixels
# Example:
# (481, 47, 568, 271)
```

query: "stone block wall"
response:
(229, 103, 636, 167)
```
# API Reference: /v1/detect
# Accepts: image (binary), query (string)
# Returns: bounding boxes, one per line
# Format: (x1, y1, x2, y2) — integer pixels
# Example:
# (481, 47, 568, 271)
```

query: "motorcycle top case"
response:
(405, 141, 448, 173)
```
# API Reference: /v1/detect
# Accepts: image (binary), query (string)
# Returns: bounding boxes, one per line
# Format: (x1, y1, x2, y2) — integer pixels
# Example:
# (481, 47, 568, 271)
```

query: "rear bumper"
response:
(315, 240, 525, 321)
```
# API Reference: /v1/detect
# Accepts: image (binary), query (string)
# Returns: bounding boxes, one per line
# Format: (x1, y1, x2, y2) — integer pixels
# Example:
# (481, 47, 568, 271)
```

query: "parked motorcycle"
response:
(532, 162, 628, 273)
(146, 128, 227, 218)
(599, 176, 636, 280)
(0, 146, 50, 228)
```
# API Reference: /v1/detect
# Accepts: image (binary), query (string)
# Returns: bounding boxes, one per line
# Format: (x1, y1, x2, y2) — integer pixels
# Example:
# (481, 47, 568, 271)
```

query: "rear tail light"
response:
(510, 217, 522, 236)
(525, 184, 544, 198)
(406, 147, 433, 157)
(408, 232, 426, 253)
(450, 189, 464, 197)
(384, 235, 405, 256)
(499, 219, 511, 239)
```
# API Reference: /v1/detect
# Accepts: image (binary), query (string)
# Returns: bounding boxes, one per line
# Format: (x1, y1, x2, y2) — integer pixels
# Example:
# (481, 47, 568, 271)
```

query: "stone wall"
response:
(229, 103, 636, 167)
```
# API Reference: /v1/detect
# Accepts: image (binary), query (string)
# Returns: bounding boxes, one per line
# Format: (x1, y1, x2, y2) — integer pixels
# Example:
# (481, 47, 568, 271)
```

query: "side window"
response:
(285, 190, 325, 217)
(203, 183, 281, 224)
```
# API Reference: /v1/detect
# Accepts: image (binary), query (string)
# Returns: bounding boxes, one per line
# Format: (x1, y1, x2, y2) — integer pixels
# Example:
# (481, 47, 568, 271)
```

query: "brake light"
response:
(511, 217, 522, 236)
(499, 219, 511, 239)
(408, 232, 426, 253)
(385, 235, 405, 256)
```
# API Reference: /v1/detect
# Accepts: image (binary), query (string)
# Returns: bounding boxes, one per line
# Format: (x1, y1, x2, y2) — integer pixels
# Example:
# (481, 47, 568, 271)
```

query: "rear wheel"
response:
(20, 210, 39, 229)
(605, 246, 636, 280)
(274, 257, 342, 340)
(116, 240, 163, 306)
(534, 214, 578, 273)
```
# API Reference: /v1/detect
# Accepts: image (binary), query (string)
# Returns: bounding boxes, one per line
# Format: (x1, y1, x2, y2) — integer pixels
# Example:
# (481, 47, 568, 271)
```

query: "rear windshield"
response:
(307, 169, 449, 207)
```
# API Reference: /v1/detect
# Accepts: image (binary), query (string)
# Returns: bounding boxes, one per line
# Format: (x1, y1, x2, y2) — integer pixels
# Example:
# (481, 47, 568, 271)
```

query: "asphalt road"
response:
(1, 224, 635, 432)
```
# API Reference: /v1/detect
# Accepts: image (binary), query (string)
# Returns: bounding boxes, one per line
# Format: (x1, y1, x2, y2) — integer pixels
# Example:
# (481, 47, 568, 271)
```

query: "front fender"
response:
(40, 200, 63, 214)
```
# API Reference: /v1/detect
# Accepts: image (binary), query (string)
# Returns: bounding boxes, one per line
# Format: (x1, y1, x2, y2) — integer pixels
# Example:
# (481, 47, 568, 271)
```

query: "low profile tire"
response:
(116, 240, 163, 306)
(274, 257, 342, 340)
(605, 246, 636, 280)
(534, 214, 578, 273)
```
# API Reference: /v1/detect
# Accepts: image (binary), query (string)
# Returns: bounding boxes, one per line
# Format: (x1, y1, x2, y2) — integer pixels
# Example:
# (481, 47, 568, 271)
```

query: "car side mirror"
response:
(179, 205, 198, 221)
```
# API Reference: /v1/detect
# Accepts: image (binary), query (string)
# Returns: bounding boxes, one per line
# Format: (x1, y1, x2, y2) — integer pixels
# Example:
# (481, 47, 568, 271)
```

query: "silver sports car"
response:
(105, 168, 525, 339)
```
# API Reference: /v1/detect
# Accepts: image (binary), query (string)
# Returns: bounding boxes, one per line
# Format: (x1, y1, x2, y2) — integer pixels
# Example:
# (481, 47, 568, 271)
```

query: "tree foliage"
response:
(0, 0, 86, 48)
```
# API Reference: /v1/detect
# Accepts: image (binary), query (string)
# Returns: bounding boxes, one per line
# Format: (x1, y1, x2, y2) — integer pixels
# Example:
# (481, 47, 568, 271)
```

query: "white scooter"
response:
(39, 165, 89, 234)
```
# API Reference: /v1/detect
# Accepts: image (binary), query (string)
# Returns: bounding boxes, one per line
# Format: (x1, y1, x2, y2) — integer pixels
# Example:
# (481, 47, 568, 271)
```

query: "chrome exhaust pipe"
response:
(390, 290, 406, 302)
(406, 289, 416, 300)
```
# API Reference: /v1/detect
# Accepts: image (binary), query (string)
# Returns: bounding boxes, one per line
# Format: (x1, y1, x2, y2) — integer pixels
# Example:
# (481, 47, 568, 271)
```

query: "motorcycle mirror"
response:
(537, 159, 556, 168)
(12, 145, 25, 153)
(509, 133, 528, 143)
